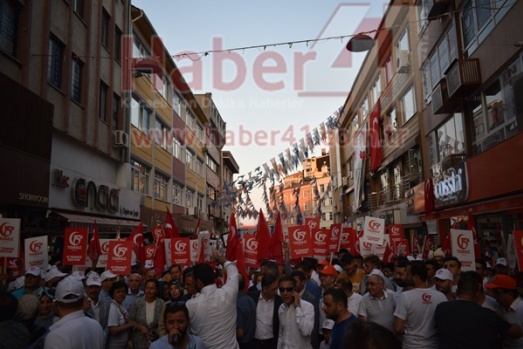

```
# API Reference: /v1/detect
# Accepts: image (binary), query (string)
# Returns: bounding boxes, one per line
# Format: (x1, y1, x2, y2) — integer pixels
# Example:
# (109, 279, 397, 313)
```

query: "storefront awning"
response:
(56, 212, 142, 227)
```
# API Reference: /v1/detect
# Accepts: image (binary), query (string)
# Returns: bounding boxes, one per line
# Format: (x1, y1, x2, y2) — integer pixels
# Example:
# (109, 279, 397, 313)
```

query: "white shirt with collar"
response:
(347, 292, 363, 316)
(255, 292, 275, 340)
(186, 261, 239, 349)
(44, 310, 106, 349)
(277, 299, 314, 349)
(503, 297, 523, 349)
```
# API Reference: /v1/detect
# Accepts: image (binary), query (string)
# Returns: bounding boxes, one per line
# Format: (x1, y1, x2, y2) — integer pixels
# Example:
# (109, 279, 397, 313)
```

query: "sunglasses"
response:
(279, 287, 295, 293)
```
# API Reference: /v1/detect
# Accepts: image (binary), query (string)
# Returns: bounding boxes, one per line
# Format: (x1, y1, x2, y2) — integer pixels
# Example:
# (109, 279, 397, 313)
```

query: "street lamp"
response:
(346, 33, 375, 52)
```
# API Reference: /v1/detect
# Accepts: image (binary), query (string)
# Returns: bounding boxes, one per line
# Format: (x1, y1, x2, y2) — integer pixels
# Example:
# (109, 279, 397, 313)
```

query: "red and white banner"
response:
(507, 233, 517, 271)
(0, 218, 21, 258)
(421, 235, 434, 260)
(107, 240, 133, 275)
(24, 236, 48, 270)
(359, 239, 373, 258)
(63, 228, 88, 265)
(512, 231, 523, 271)
(164, 238, 173, 266)
(96, 239, 112, 268)
(340, 228, 358, 255)
(287, 225, 312, 259)
(305, 218, 320, 231)
(145, 245, 155, 265)
(412, 234, 421, 256)
(393, 239, 410, 257)
(312, 228, 328, 257)
(389, 224, 404, 243)
(328, 224, 342, 254)
(190, 239, 199, 263)
(171, 238, 191, 267)
(373, 234, 390, 260)
(362, 217, 385, 245)
(152, 225, 165, 242)
(243, 234, 259, 269)
(450, 229, 475, 271)
(198, 232, 211, 262)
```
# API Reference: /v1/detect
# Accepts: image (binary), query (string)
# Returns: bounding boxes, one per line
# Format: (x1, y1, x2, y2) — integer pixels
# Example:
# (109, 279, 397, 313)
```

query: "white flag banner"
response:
(96, 239, 112, 268)
(0, 218, 21, 258)
(362, 216, 385, 246)
(450, 229, 475, 271)
(190, 239, 199, 263)
(164, 238, 173, 266)
(25, 236, 48, 270)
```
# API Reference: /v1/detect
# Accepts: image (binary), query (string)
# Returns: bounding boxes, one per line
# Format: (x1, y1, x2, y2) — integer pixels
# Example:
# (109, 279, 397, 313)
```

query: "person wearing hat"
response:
(434, 268, 456, 301)
(44, 266, 68, 293)
(319, 319, 334, 349)
(485, 274, 523, 348)
(435, 275, 523, 349)
(358, 270, 396, 333)
(12, 266, 43, 299)
(84, 273, 111, 333)
(100, 270, 118, 303)
(43, 277, 105, 349)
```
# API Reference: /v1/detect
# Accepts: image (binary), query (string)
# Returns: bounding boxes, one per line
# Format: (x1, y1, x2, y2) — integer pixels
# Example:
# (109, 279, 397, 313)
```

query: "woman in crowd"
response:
(33, 291, 56, 330)
(107, 281, 137, 349)
(166, 281, 184, 304)
(129, 279, 165, 349)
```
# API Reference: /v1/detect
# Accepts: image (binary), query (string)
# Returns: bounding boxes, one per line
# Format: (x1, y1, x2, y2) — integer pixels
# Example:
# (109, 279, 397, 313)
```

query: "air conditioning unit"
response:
(397, 50, 411, 73)
(114, 130, 129, 147)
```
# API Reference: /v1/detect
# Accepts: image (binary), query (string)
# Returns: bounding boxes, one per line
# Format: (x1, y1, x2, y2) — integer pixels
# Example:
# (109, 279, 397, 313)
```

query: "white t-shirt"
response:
(393, 288, 447, 349)
(107, 302, 129, 349)
(347, 293, 363, 317)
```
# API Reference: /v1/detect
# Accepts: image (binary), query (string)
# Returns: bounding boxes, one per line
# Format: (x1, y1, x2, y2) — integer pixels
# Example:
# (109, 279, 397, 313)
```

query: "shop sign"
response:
(71, 178, 119, 213)
(433, 162, 468, 209)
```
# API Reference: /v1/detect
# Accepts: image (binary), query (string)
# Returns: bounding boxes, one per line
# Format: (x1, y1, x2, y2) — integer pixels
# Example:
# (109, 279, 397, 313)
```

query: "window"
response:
(130, 96, 151, 132)
(0, 0, 18, 56)
(207, 185, 216, 201)
(155, 116, 169, 150)
(132, 160, 149, 194)
(397, 28, 410, 52)
(186, 148, 194, 170)
(48, 37, 64, 88)
(319, 184, 325, 193)
(196, 158, 203, 176)
(154, 173, 168, 201)
(400, 87, 416, 123)
(71, 56, 83, 103)
(101, 9, 110, 48)
(206, 154, 217, 172)
(428, 113, 466, 166)
(173, 137, 182, 160)
(385, 108, 398, 141)
(186, 107, 196, 130)
(173, 92, 182, 116)
(173, 183, 182, 205)
(99, 81, 108, 122)
(114, 26, 122, 61)
(186, 189, 194, 208)
(371, 75, 382, 107)
(196, 122, 204, 142)
(73, 0, 84, 19)
(197, 194, 204, 212)
(112, 94, 120, 130)
(385, 56, 394, 84)
(359, 98, 369, 121)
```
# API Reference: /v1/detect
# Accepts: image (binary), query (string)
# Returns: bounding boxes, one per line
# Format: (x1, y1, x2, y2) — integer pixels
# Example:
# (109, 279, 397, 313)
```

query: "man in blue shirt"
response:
(322, 287, 356, 349)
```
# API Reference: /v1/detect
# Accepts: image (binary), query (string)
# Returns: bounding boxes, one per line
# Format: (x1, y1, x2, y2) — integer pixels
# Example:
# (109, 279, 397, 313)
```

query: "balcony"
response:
(426, 0, 451, 20)
(446, 59, 481, 99)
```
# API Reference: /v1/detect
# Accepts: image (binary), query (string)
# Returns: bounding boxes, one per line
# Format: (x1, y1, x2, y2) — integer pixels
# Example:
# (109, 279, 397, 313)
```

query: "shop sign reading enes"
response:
(433, 162, 468, 209)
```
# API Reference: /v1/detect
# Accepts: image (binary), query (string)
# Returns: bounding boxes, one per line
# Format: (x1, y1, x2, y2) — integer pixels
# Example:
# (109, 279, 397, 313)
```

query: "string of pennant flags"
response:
(211, 106, 343, 221)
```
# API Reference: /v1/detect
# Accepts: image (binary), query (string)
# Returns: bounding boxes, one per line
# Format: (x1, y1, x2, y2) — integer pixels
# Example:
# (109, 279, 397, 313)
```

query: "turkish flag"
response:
(127, 223, 145, 264)
(165, 207, 180, 239)
(369, 100, 382, 172)
(87, 220, 102, 264)
(255, 210, 271, 263)
(226, 213, 240, 261)
(467, 211, 481, 258)
(269, 213, 284, 263)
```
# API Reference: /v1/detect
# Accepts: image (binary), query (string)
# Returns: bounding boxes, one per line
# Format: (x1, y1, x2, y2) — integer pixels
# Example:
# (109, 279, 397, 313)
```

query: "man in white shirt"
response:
(44, 277, 105, 349)
(186, 251, 239, 349)
(394, 261, 447, 349)
(123, 273, 144, 311)
(83, 274, 110, 332)
(358, 272, 396, 333)
(335, 278, 363, 317)
(277, 276, 314, 349)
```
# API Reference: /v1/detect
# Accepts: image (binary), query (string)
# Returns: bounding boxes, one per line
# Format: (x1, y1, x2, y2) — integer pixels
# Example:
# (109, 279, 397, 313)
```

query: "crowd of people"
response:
(1, 245, 523, 349)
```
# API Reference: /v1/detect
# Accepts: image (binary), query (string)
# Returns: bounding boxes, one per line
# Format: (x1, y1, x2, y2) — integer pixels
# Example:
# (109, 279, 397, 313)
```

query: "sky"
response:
(132, 0, 389, 224)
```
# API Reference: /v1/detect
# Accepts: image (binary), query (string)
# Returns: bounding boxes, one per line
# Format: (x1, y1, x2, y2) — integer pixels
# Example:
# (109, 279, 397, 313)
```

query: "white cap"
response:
(496, 258, 508, 267)
(333, 265, 344, 273)
(435, 268, 453, 281)
(25, 266, 41, 277)
(369, 269, 386, 282)
(86, 271, 99, 278)
(86, 275, 102, 287)
(55, 277, 85, 303)
(100, 270, 118, 282)
(45, 266, 68, 283)
(406, 256, 415, 261)
(322, 319, 335, 330)
(8, 276, 25, 292)
(70, 271, 86, 281)
(144, 260, 154, 269)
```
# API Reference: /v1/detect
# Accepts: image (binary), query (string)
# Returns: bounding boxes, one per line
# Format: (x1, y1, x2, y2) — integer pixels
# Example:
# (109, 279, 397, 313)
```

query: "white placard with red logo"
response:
(507, 233, 517, 270)
(190, 239, 199, 263)
(373, 234, 390, 260)
(389, 225, 404, 243)
(164, 238, 172, 266)
(96, 239, 112, 268)
(152, 225, 164, 242)
(198, 232, 211, 262)
(328, 224, 342, 254)
(171, 238, 191, 267)
(243, 234, 259, 269)
(305, 218, 320, 231)
(107, 240, 133, 275)
(362, 217, 385, 246)
(24, 236, 48, 270)
(512, 231, 523, 271)
(450, 229, 475, 271)
(287, 225, 312, 259)
(393, 239, 410, 256)
(311, 228, 328, 257)
(0, 218, 21, 258)
(359, 239, 373, 258)
(63, 228, 88, 265)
